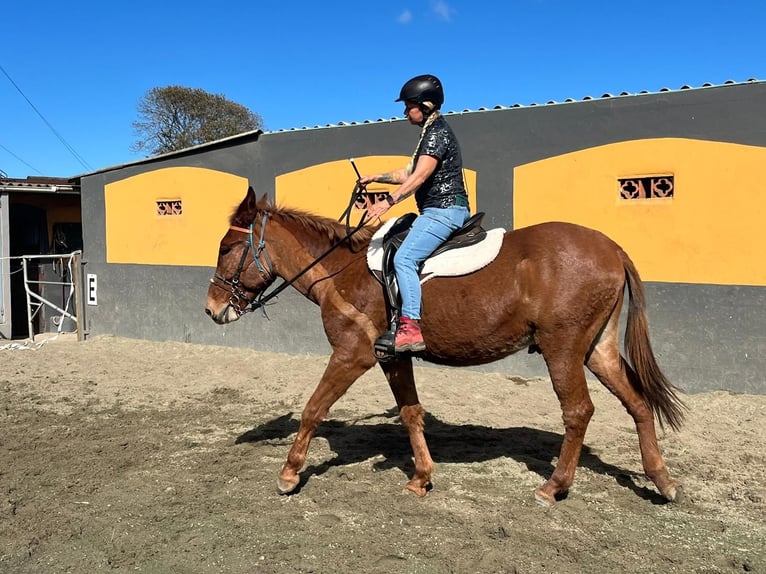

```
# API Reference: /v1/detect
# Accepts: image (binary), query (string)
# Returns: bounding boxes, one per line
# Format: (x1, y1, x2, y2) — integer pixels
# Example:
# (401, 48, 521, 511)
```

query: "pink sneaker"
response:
(394, 317, 426, 353)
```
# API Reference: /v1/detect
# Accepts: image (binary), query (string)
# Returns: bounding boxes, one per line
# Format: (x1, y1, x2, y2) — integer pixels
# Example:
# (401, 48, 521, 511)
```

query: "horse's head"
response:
(205, 187, 276, 324)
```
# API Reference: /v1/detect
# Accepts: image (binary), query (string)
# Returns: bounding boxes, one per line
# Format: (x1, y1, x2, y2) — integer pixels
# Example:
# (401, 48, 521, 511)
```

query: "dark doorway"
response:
(9, 204, 48, 337)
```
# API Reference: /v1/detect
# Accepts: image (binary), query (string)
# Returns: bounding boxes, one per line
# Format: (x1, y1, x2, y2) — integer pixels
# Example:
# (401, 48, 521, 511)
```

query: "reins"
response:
(337, 180, 368, 239)
(338, 158, 372, 242)
(212, 207, 372, 319)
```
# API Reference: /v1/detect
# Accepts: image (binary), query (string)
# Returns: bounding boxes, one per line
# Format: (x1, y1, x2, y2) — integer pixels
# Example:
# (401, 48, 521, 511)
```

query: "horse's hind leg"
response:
(586, 315, 680, 502)
(380, 358, 434, 496)
(535, 344, 595, 507)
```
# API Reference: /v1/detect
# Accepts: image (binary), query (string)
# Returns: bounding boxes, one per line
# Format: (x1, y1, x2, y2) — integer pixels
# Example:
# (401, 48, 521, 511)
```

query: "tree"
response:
(131, 86, 264, 155)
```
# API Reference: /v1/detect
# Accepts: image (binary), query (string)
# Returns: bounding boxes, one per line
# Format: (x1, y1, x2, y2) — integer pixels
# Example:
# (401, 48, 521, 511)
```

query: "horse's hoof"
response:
(404, 480, 431, 497)
(534, 488, 556, 508)
(277, 474, 299, 495)
(662, 482, 684, 504)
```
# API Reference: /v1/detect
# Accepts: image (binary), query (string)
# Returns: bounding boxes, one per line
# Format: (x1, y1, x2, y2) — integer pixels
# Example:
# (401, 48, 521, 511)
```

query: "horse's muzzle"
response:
(204, 303, 240, 325)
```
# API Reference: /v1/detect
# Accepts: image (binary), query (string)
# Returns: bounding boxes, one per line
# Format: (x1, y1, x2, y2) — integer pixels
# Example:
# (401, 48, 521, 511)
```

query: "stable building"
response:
(0, 176, 82, 339)
(17, 78, 766, 394)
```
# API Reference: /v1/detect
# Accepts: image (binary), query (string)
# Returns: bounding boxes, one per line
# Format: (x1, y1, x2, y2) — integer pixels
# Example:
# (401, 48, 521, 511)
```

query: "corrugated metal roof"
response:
(77, 77, 762, 178)
(269, 77, 763, 132)
(0, 176, 79, 194)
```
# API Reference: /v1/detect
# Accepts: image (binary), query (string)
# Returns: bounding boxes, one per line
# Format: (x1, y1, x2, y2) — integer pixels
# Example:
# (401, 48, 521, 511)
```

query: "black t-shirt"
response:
(413, 115, 469, 211)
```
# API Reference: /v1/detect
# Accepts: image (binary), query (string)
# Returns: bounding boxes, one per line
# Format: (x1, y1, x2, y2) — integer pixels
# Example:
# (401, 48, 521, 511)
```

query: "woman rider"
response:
(361, 74, 470, 353)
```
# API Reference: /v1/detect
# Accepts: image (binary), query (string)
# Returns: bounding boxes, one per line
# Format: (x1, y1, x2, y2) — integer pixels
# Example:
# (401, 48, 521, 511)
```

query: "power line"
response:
(0, 142, 42, 175)
(0, 63, 93, 172)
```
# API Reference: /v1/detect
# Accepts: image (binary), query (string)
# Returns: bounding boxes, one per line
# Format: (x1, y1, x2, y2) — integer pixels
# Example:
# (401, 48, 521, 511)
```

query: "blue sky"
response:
(2, 0, 764, 178)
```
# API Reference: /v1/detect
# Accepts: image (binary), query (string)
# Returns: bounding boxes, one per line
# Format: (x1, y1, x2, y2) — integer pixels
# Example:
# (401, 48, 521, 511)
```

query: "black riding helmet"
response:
(395, 74, 444, 110)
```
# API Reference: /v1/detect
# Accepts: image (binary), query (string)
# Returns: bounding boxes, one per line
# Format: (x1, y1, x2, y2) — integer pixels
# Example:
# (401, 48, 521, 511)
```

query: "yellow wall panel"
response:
(276, 157, 477, 221)
(105, 167, 248, 266)
(514, 138, 766, 286)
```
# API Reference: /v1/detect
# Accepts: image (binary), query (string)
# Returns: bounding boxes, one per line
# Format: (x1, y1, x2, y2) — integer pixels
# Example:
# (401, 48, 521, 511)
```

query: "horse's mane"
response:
(230, 199, 379, 251)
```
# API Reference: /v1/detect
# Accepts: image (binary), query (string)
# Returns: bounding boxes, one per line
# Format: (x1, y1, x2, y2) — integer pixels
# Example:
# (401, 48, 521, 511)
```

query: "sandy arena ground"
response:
(1, 335, 764, 573)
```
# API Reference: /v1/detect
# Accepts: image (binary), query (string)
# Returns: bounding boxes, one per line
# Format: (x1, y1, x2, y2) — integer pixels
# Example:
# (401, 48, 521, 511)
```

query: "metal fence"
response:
(9, 251, 84, 342)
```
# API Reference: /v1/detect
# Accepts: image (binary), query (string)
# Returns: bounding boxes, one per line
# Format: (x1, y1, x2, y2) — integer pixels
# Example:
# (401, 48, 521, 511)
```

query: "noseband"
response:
(210, 212, 273, 317)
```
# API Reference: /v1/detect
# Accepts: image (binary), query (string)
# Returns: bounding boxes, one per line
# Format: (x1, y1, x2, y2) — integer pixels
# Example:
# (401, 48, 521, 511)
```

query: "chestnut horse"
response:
(205, 187, 686, 507)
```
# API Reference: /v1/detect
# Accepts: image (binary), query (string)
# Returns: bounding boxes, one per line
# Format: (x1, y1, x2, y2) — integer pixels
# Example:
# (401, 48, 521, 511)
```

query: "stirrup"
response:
(374, 329, 397, 360)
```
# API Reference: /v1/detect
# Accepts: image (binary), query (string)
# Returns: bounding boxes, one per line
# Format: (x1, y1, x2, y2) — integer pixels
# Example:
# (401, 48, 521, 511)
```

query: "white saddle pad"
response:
(367, 218, 506, 284)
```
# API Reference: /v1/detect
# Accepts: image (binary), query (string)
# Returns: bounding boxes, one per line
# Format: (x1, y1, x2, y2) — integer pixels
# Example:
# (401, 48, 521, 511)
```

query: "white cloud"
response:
(431, 0, 455, 21)
(397, 10, 413, 24)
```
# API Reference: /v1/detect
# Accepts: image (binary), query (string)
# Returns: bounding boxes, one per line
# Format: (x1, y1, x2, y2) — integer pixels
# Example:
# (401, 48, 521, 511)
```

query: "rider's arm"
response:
(365, 155, 438, 220)
(359, 166, 411, 185)
(388, 155, 437, 204)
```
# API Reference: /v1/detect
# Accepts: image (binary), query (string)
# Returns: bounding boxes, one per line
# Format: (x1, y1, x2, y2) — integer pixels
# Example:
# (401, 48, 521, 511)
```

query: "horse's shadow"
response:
(235, 409, 666, 504)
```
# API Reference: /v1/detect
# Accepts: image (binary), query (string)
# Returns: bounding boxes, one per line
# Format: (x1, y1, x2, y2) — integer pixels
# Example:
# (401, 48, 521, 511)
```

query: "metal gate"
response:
(1, 251, 84, 342)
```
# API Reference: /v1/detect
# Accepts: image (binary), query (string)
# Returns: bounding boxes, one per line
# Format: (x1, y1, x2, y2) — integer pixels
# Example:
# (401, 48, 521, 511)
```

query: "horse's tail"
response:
(621, 251, 687, 432)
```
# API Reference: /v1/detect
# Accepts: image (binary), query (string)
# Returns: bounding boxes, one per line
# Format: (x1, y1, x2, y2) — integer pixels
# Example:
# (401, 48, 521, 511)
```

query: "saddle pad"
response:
(367, 218, 506, 284)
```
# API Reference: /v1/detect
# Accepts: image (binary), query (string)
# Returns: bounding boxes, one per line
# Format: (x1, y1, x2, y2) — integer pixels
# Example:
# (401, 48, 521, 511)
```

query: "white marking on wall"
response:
(86, 274, 98, 306)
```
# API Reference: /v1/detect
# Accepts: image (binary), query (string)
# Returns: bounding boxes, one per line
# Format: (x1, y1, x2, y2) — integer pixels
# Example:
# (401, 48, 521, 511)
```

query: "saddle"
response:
(375, 212, 486, 307)
(369, 212, 504, 360)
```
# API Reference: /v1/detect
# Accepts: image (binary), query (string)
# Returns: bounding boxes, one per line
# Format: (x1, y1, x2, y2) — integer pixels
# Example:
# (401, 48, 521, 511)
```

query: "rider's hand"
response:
(358, 175, 377, 186)
(366, 197, 392, 221)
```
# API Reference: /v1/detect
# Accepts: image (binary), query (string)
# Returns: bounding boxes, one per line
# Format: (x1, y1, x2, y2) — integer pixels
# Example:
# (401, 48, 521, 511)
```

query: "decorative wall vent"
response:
(354, 189, 390, 210)
(619, 176, 674, 199)
(157, 200, 183, 215)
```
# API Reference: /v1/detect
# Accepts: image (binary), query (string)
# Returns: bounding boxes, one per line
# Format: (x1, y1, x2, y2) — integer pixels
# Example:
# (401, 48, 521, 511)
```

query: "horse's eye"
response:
(219, 246, 232, 257)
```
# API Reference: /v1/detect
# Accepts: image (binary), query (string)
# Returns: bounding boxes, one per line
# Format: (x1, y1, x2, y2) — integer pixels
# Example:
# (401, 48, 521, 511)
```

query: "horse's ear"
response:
(239, 186, 258, 213)
(235, 187, 268, 224)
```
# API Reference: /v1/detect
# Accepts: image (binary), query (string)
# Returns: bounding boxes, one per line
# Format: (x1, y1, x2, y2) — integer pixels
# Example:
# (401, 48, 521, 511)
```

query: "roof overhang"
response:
(0, 177, 80, 195)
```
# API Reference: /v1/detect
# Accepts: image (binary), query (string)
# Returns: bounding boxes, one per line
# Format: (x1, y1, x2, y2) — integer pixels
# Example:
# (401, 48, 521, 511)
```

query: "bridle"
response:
(210, 207, 371, 318)
(209, 212, 274, 317)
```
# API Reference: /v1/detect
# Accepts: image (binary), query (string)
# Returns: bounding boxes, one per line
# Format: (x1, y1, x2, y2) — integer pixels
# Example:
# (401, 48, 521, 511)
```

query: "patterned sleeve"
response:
(418, 124, 450, 160)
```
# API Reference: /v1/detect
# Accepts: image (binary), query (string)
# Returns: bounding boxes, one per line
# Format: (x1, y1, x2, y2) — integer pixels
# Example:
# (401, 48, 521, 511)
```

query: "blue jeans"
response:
(394, 206, 470, 320)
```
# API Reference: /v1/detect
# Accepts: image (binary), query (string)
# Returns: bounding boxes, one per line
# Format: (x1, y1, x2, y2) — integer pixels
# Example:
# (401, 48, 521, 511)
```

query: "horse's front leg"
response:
(277, 351, 374, 494)
(380, 358, 435, 496)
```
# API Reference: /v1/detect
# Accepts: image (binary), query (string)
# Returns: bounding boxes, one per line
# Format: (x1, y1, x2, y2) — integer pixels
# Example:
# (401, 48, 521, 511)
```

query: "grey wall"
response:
(79, 82, 766, 395)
